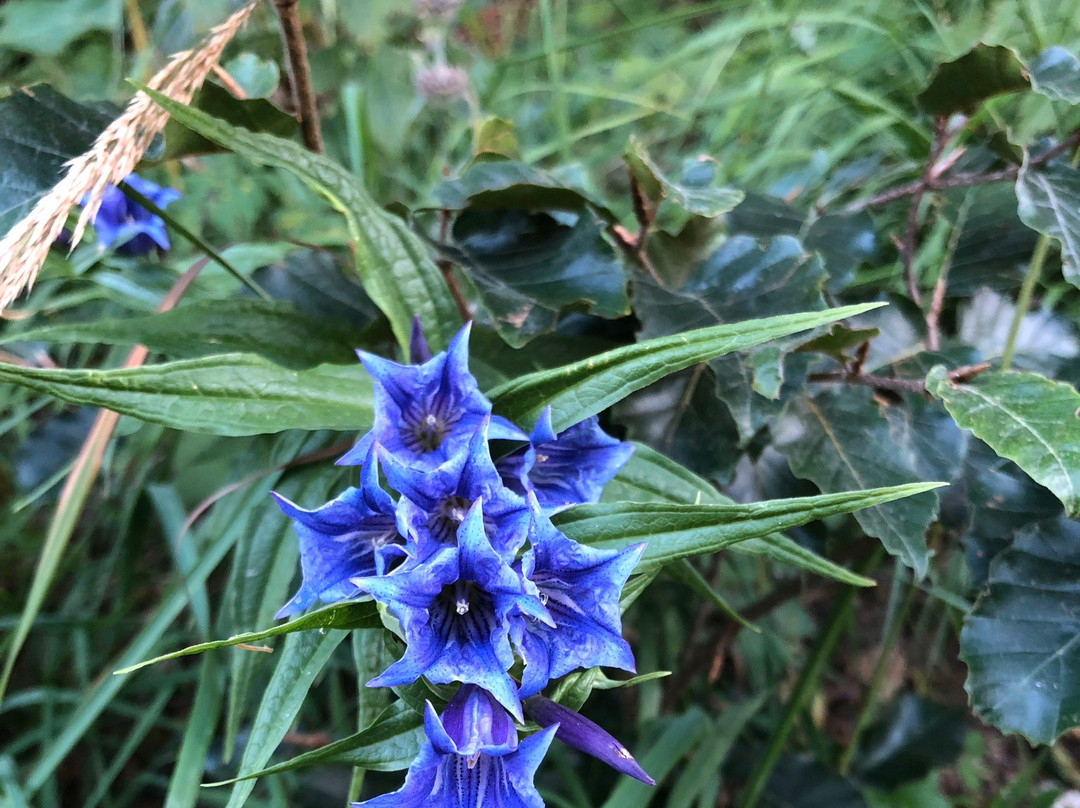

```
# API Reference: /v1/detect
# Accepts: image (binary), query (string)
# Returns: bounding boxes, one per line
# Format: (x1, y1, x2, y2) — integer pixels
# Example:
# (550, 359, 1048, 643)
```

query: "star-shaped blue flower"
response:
(352, 501, 551, 718)
(381, 421, 530, 562)
(353, 691, 556, 808)
(89, 174, 180, 256)
(273, 445, 403, 619)
(512, 502, 644, 697)
(497, 408, 634, 511)
(338, 323, 526, 469)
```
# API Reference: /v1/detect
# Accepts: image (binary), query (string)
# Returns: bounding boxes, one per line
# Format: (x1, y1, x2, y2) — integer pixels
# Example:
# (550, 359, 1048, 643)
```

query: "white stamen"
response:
(456, 598, 470, 615)
(539, 592, 549, 605)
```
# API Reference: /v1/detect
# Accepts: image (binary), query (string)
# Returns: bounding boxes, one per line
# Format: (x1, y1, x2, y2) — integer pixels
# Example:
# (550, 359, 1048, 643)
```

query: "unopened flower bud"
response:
(414, 63, 470, 102)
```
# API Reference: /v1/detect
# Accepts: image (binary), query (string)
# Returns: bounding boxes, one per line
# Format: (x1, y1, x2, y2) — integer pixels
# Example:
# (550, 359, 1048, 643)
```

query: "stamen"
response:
(456, 598, 470, 615)
(539, 592, 549, 605)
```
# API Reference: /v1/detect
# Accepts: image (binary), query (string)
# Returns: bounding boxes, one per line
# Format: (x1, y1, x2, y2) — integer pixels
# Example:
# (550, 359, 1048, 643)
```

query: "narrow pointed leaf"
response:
(488, 302, 884, 430)
(0, 353, 372, 436)
(115, 600, 379, 675)
(554, 482, 942, 569)
(140, 85, 460, 353)
(928, 366, 1080, 516)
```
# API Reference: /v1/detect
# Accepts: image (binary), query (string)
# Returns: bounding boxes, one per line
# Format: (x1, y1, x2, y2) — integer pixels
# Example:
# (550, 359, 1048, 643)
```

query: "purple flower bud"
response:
(524, 695, 655, 785)
(414, 64, 470, 103)
(409, 315, 432, 364)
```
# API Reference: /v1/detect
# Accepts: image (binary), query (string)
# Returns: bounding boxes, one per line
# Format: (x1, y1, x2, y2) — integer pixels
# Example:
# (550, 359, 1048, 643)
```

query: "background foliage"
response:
(4, 0, 1080, 806)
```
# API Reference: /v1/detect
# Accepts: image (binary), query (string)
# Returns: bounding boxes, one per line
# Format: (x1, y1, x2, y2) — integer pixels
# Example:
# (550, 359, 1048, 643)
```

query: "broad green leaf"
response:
(1016, 159, 1080, 288)
(803, 211, 878, 292)
(223, 629, 348, 808)
(917, 44, 1030, 115)
(114, 600, 379, 675)
(554, 481, 942, 569)
(141, 85, 459, 353)
(0, 0, 120, 56)
(450, 208, 630, 346)
(960, 516, 1080, 744)
(158, 82, 298, 161)
(206, 701, 423, 785)
(0, 85, 115, 234)
(774, 389, 939, 577)
(927, 366, 1080, 516)
(1030, 46, 1080, 104)
(488, 302, 882, 431)
(625, 138, 743, 224)
(222, 54, 281, 99)
(0, 353, 372, 436)
(435, 159, 595, 213)
(3, 300, 362, 368)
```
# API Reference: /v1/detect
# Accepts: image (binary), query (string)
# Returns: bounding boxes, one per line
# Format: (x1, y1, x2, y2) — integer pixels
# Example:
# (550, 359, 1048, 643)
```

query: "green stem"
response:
(837, 562, 916, 774)
(1000, 234, 1050, 370)
(738, 550, 880, 808)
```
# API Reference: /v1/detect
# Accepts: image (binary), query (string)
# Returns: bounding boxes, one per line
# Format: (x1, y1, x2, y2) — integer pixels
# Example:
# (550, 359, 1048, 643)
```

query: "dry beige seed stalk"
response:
(0, 0, 259, 314)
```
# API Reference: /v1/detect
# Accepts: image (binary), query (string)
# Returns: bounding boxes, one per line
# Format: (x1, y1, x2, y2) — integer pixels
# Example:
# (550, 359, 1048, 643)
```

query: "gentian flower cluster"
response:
(273, 321, 652, 806)
(86, 173, 179, 256)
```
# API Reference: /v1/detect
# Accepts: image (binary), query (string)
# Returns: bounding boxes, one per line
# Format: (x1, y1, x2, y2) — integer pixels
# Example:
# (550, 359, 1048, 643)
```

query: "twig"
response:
(212, 63, 248, 99)
(436, 209, 471, 322)
(900, 118, 949, 306)
(807, 362, 990, 394)
(926, 193, 972, 350)
(273, 0, 322, 153)
(845, 126, 1080, 214)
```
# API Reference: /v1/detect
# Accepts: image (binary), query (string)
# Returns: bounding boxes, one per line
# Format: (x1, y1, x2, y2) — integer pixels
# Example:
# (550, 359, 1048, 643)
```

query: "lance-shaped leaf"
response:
(1015, 158, 1080, 289)
(141, 85, 459, 353)
(2, 300, 361, 369)
(774, 389, 939, 577)
(0, 353, 372, 436)
(488, 302, 883, 431)
(927, 366, 1080, 516)
(961, 516, 1080, 744)
(114, 600, 379, 675)
(205, 701, 424, 785)
(553, 482, 942, 568)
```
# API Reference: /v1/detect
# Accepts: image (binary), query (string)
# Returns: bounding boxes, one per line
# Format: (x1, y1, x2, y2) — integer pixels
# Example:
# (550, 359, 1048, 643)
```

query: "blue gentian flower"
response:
(512, 501, 644, 698)
(273, 445, 403, 619)
(89, 174, 180, 256)
(352, 501, 552, 718)
(380, 421, 531, 562)
(354, 690, 556, 808)
(338, 323, 526, 469)
(497, 408, 634, 511)
(524, 694, 654, 785)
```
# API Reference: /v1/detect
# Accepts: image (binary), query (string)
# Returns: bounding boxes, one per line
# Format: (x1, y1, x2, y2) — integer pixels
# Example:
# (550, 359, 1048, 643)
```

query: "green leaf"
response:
(0, 0, 120, 56)
(435, 159, 595, 213)
(158, 82, 298, 161)
(554, 482, 942, 569)
(774, 389, 940, 577)
(222, 629, 348, 808)
(606, 443, 875, 586)
(0, 85, 115, 235)
(917, 44, 1031, 115)
(450, 209, 630, 346)
(927, 366, 1080, 516)
(625, 138, 743, 223)
(114, 600, 379, 675)
(488, 302, 883, 431)
(205, 701, 423, 785)
(804, 212, 879, 292)
(140, 85, 459, 353)
(1016, 158, 1080, 288)
(960, 516, 1080, 744)
(3, 300, 362, 368)
(0, 353, 372, 436)
(1030, 46, 1080, 104)
(794, 323, 881, 364)
(222, 54, 281, 99)
(163, 656, 224, 808)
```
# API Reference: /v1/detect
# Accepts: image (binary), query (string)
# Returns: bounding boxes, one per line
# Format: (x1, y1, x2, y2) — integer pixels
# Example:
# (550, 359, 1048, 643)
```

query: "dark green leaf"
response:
(435, 159, 594, 213)
(488, 303, 881, 432)
(0, 353, 372, 436)
(158, 82, 298, 161)
(794, 324, 881, 364)
(917, 44, 1031, 115)
(114, 600, 379, 675)
(141, 85, 459, 354)
(554, 481, 941, 570)
(1015, 159, 1080, 289)
(625, 138, 743, 222)
(451, 209, 629, 346)
(760, 756, 867, 808)
(1030, 46, 1080, 104)
(961, 516, 1080, 744)
(851, 694, 966, 789)
(774, 389, 939, 576)
(206, 701, 423, 784)
(804, 212, 878, 291)
(0, 85, 115, 235)
(927, 366, 1080, 516)
(3, 300, 362, 368)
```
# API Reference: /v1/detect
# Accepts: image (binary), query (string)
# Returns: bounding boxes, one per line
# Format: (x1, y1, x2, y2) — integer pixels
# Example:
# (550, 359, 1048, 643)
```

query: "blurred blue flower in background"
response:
(88, 174, 179, 256)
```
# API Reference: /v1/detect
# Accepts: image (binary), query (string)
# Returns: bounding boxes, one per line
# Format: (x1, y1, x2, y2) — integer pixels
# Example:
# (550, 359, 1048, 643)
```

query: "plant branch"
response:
(273, 0, 322, 153)
(900, 118, 949, 306)
(807, 362, 990, 394)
